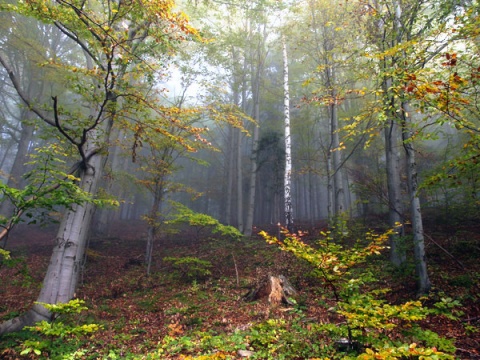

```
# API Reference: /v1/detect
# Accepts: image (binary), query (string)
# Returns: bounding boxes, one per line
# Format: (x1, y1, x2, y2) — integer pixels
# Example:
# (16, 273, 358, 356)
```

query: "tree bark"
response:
(282, 36, 294, 233)
(243, 274, 297, 306)
(244, 23, 266, 237)
(401, 102, 431, 294)
(146, 186, 163, 276)
(384, 117, 406, 266)
(225, 126, 235, 225)
(244, 117, 259, 236)
(0, 132, 107, 335)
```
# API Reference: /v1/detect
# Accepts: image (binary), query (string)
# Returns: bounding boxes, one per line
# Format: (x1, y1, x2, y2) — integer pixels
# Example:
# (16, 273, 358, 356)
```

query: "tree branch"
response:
(0, 55, 57, 128)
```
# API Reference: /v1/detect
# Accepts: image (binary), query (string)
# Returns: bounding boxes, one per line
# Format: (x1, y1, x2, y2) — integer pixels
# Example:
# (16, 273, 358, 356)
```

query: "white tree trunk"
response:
(282, 36, 293, 232)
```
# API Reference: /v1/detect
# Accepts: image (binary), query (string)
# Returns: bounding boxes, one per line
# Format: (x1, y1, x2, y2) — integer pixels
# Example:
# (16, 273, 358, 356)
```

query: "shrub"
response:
(165, 201, 243, 242)
(260, 227, 457, 359)
(19, 299, 101, 359)
(164, 256, 213, 282)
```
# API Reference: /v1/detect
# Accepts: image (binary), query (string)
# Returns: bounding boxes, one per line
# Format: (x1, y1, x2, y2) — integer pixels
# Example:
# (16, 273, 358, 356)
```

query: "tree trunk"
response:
(326, 149, 334, 221)
(230, 45, 244, 232)
(244, 115, 259, 236)
(146, 187, 163, 276)
(244, 24, 266, 237)
(235, 129, 244, 233)
(0, 134, 106, 335)
(0, 137, 16, 173)
(93, 126, 124, 236)
(401, 102, 431, 294)
(384, 117, 406, 266)
(282, 36, 293, 233)
(243, 274, 297, 306)
(331, 93, 345, 218)
(225, 126, 235, 225)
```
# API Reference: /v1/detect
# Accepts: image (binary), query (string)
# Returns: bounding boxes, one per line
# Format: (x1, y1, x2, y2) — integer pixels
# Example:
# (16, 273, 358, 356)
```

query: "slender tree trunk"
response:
(384, 116, 406, 266)
(146, 185, 163, 276)
(324, 48, 345, 224)
(245, 23, 266, 236)
(244, 105, 259, 236)
(282, 36, 293, 233)
(401, 102, 431, 294)
(225, 126, 234, 225)
(0, 137, 16, 172)
(229, 46, 244, 232)
(310, 172, 318, 223)
(236, 129, 244, 232)
(331, 90, 345, 218)
(0, 73, 43, 218)
(326, 148, 334, 221)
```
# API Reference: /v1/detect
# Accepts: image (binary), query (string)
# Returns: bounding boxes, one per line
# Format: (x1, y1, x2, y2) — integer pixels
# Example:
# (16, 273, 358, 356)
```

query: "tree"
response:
(406, 3, 480, 217)
(361, 0, 460, 293)
(287, 0, 363, 225)
(282, 35, 293, 232)
(133, 102, 210, 275)
(244, 9, 270, 236)
(0, 0, 198, 334)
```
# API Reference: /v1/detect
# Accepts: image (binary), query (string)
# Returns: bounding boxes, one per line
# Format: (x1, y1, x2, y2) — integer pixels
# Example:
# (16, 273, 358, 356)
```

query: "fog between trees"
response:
(0, 0, 479, 332)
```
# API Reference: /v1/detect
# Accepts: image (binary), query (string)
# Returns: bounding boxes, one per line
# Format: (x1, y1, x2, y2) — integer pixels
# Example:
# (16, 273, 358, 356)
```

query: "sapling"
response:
(20, 299, 101, 358)
(260, 227, 457, 358)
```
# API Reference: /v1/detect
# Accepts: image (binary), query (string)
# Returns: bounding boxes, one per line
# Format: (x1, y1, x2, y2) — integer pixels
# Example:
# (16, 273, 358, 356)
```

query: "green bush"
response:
(165, 201, 243, 242)
(163, 256, 213, 282)
(19, 299, 102, 359)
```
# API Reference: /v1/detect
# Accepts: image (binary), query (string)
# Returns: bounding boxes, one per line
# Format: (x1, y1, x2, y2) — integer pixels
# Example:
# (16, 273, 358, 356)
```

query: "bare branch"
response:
(0, 54, 57, 128)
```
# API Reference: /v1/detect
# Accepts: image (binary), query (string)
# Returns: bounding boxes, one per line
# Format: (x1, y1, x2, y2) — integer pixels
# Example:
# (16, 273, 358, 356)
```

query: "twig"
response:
(232, 252, 240, 288)
(424, 232, 467, 270)
(461, 316, 480, 323)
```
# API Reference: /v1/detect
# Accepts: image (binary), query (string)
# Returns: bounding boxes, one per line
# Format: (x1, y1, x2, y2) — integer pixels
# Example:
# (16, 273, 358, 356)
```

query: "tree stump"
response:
(243, 274, 297, 306)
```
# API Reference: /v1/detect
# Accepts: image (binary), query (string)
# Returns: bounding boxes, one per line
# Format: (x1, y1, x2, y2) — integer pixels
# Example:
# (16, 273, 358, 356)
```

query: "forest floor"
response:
(0, 220, 479, 359)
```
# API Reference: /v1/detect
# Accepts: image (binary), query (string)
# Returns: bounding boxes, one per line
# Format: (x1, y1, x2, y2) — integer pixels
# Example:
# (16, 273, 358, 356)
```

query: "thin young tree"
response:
(363, 0, 458, 293)
(282, 35, 293, 232)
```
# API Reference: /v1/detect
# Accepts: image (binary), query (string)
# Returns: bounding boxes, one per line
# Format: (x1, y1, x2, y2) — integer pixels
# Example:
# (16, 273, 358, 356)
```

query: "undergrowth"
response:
(0, 222, 471, 359)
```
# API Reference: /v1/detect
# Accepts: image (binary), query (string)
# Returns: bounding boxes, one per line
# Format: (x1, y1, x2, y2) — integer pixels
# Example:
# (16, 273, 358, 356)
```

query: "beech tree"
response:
(0, 0, 198, 334)
(361, 0, 460, 293)
(407, 2, 480, 216)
